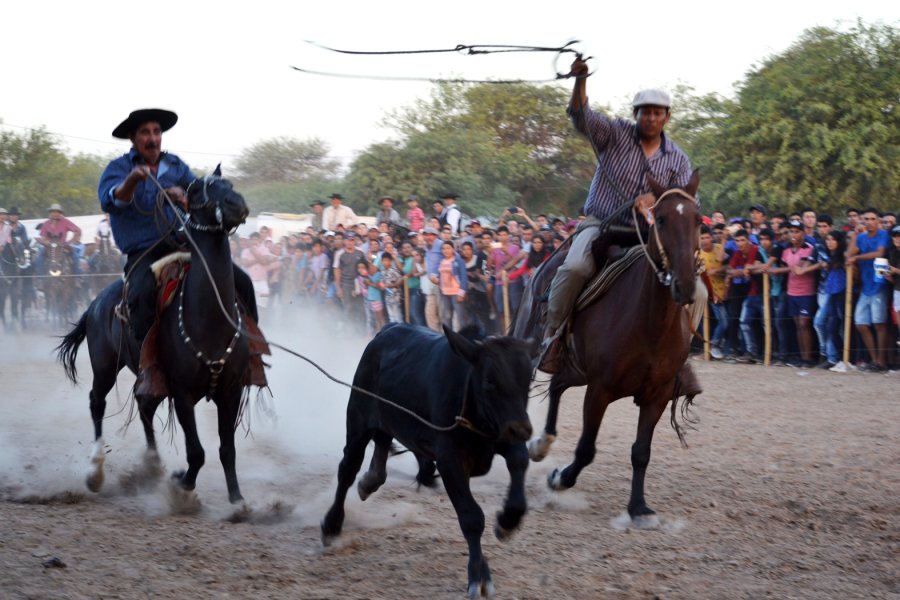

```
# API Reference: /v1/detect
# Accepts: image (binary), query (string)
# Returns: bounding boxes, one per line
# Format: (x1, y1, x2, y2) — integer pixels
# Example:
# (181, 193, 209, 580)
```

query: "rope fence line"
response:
(703, 269, 864, 366)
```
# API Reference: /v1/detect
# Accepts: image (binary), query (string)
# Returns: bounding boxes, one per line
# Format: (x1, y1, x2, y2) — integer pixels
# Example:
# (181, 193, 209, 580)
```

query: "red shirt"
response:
(406, 207, 425, 232)
(40, 217, 80, 243)
(728, 244, 761, 296)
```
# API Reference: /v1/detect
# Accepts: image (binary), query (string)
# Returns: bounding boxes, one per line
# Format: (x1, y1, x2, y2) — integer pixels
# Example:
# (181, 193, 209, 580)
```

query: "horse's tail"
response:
(56, 309, 88, 384)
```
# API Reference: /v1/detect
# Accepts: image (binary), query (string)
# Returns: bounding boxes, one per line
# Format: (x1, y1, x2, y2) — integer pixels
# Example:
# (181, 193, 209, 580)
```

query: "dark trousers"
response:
(125, 246, 257, 344)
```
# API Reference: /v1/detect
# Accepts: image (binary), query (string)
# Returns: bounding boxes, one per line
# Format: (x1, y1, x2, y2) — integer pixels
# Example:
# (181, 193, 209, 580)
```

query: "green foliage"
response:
(677, 22, 899, 217)
(239, 178, 342, 216)
(351, 81, 596, 218)
(0, 125, 106, 218)
(233, 136, 340, 185)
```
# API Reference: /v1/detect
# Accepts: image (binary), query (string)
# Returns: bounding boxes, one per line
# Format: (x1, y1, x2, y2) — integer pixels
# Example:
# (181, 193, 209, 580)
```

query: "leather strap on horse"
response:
(574, 246, 644, 312)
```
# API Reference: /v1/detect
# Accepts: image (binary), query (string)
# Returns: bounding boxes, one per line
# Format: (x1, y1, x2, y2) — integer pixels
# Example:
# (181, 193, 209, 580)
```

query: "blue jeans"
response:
(813, 290, 828, 359)
(739, 295, 764, 356)
(823, 292, 845, 364)
(710, 302, 729, 347)
(492, 278, 523, 334)
(408, 288, 426, 326)
(774, 292, 796, 361)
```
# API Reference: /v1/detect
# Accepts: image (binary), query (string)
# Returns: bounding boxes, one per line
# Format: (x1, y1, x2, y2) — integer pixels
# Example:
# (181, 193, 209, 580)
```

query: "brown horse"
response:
(514, 172, 701, 526)
(42, 238, 76, 326)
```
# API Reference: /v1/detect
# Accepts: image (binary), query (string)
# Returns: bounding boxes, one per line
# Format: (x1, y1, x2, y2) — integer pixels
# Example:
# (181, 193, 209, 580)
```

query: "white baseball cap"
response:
(632, 89, 671, 108)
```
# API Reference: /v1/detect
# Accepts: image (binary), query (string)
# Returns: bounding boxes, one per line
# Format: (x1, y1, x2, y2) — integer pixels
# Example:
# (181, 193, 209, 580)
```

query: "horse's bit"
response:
(632, 188, 698, 286)
(181, 174, 229, 234)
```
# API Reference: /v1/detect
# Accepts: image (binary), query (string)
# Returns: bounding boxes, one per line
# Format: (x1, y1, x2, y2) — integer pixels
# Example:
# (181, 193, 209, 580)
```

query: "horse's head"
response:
(647, 171, 701, 305)
(184, 165, 249, 234)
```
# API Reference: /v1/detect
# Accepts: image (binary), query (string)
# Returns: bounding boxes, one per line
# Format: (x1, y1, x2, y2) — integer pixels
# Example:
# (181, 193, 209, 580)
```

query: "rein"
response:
(146, 174, 484, 437)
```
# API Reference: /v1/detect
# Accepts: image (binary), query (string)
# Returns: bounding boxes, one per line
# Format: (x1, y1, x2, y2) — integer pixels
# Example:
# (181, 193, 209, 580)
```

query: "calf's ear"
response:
(445, 325, 479, 363)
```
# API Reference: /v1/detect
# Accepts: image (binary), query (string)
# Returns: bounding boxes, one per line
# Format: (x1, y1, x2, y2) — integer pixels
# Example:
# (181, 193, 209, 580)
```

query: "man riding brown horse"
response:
(535, 56, 705, 395)
(97, 108, 265, 396)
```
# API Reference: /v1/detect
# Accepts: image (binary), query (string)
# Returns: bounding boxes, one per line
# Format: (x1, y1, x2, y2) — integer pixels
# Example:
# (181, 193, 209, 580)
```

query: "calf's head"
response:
(445, 327, 537, 443)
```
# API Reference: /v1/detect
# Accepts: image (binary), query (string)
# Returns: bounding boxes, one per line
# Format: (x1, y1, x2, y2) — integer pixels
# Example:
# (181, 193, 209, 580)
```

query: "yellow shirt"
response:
(699, 244, 727, 302)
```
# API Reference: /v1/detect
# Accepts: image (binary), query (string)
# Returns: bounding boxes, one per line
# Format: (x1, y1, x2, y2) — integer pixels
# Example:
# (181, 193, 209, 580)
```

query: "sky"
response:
(1, 0, 896, 174)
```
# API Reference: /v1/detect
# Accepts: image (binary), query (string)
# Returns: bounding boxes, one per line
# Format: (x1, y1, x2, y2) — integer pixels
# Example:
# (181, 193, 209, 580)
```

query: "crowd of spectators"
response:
(699, 205, 899, 373)
(230, 196, 569, 338)
(229, 196, 900, 373)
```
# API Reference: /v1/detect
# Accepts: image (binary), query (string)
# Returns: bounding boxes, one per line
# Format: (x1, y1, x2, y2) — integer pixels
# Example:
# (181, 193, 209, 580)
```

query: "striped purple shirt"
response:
(569, 103, 692, 226)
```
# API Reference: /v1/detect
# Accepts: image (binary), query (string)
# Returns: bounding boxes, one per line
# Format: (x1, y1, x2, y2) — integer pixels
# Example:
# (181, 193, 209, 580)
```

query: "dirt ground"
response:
(0, 318, 897, 600)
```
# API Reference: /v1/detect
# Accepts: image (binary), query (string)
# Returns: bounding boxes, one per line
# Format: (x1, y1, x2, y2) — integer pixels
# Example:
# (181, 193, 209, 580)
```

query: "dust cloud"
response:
(0, 303, 430, 531)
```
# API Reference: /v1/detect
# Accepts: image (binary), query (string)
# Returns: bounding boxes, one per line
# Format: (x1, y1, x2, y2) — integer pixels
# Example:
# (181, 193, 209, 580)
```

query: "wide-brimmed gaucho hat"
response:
(112, 108, 178, 139)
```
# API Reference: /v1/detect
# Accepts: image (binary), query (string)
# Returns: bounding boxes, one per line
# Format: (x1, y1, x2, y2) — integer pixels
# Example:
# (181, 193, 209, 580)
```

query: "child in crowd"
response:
(355, 261, 384, 336)
(380, 252, 404, 324)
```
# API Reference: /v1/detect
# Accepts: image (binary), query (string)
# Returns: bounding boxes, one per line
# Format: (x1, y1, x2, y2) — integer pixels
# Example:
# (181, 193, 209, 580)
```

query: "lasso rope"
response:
(292, 40, 591, 84)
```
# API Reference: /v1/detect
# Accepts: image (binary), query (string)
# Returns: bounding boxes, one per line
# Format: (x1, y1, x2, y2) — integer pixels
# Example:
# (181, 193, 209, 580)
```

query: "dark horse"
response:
(514, 172, 701, 526)
(88, 231, 124, 298)
(42, 237, 77, 327)
(57, 168, 254, 503)
(0, 236, 35, 329)
(322, 324, 537, 598)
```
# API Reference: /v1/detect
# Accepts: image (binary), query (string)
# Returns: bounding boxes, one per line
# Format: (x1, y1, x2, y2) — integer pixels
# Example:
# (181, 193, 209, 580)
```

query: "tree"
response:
(676, 22, 899, 217)
(0, 125, 106, 218)
(233, 136, 340, 185)
(347, 81, 596, 218)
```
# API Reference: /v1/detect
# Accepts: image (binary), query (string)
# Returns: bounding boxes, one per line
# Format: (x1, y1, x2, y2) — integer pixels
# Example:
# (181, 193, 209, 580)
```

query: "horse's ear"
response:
(213, 163, 222, 177)
(647, 175, 666, 199)
(445, 325, 479, 363)
(683, 169, 700, 198)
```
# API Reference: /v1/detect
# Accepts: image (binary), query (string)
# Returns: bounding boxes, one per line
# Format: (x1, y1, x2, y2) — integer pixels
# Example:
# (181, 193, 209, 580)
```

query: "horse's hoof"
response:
(357, 473, 381, 501)
(527, 433, 555, 462)
(320, 521, 341, 547)
(632, 513, 661, 530)
(547, 467, 566, 491)
(228, 493, 245, 505)
(85, 440, 106, 492)
(467, 579, 496, 598)
(85, 470, 104, 493)
(166, 478, 201, 515)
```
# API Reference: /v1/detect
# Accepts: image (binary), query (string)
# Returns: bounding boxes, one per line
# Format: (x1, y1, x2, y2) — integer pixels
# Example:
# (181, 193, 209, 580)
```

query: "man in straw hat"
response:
(36, 203, 82, 274)
(98, 108, 260, 395)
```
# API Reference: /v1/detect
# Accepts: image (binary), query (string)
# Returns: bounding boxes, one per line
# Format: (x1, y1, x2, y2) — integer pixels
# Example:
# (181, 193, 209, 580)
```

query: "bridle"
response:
(632, 188, 699, 286)
(181, 174, 234, 234)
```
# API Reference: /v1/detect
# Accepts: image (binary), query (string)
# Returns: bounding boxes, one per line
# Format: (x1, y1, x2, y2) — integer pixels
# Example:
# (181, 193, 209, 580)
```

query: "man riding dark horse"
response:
(536, 57, 706, 392)
(97, 108, 262, 396)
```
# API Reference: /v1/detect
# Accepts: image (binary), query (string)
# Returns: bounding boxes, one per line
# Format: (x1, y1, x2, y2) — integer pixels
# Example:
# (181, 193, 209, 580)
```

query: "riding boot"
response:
(674, 361, 702, 400)
(241, 313, 271, 387)
(135, 322, 169, 398)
